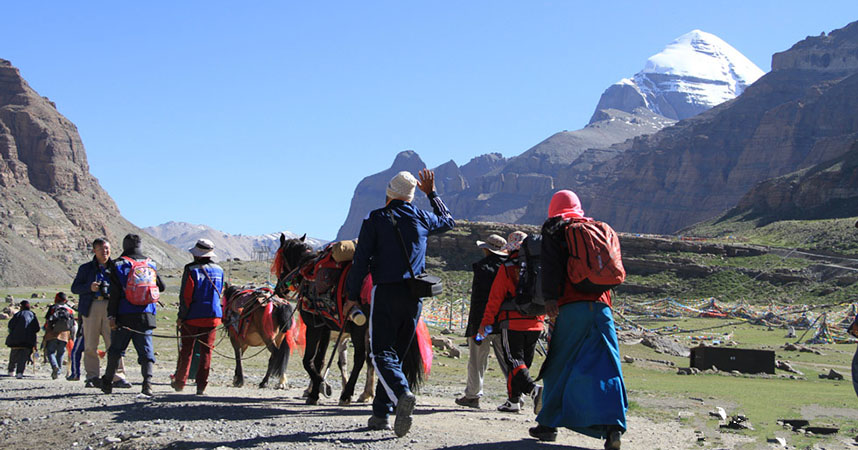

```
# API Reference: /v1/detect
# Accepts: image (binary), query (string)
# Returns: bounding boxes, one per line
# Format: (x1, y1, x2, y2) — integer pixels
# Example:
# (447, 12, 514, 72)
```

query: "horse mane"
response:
(271, 249, 286, 278)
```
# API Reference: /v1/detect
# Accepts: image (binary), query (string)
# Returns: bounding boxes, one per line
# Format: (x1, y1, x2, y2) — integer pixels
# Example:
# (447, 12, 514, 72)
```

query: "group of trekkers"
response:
(5, 168, 628, 448)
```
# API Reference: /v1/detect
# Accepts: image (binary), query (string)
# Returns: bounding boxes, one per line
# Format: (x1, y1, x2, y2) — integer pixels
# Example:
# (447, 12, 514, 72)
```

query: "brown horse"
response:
(224, 284, 296, 389)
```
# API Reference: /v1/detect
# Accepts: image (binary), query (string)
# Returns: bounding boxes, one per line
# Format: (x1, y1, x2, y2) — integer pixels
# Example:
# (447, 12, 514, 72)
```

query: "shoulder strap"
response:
(197, 264, 223, 299)
(384, 208, 419, 280)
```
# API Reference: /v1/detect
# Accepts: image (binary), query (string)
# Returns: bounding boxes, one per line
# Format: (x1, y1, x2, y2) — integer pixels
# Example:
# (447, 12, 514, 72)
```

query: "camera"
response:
(98, 281, 109, 298)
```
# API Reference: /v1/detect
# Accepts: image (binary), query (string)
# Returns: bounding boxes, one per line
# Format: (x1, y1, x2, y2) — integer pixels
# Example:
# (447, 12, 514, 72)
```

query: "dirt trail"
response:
(0, 368, 755, 450)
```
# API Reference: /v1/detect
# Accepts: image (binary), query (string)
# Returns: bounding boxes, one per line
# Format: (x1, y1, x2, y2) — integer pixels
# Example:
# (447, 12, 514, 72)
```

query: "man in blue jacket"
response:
(6, 301, 40, 378)
(101, 234, 165, 397)
(346, 169, 454, 437)
(71, 238, 129, 388)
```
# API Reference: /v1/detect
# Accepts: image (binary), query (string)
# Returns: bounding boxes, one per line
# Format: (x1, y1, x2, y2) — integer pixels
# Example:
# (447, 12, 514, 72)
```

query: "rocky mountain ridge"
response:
(0, 59, 186, 286)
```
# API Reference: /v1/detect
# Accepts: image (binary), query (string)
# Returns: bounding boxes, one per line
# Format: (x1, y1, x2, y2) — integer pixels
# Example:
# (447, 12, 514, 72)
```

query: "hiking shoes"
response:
(497, 399, 521, 413)
(367, 415, 391, 431)
(100, 376, 113, 394)
(113, 379, 133, 389)
(529, 424, 558, 441)
(171, 379, 184, 392)
(15, 373, 23, 379)
(141, 383, 153, 397)
(66, 375, 80, 381)
(51, 367, 59, 380)
(531, 385, 543, 415)
(454, 396, 480, 409)
(394, 392, 416, 438)
(84, 378, 102, 388)
(604, 430, 622, 450)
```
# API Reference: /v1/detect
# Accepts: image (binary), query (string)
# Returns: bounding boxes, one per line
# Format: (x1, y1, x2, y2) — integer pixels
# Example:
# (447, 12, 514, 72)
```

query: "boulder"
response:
(642, 335, 690, 357)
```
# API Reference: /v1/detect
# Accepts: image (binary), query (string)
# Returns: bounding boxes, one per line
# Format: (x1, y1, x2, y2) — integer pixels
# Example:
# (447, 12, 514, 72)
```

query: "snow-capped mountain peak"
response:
(590, 30, 765, 123)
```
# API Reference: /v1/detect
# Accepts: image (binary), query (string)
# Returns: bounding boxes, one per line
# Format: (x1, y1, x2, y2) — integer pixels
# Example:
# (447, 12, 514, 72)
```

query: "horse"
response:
(223, 283, 296, 389)
(272, 233, 427, 406)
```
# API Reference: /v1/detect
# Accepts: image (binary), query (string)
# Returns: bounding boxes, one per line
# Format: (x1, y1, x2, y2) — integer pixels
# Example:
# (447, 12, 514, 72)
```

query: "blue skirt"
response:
(536, 301, 628, 439)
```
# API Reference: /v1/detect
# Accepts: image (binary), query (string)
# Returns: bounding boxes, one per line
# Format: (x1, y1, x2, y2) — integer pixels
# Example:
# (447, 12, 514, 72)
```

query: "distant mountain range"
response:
(144, 221, 327, 261)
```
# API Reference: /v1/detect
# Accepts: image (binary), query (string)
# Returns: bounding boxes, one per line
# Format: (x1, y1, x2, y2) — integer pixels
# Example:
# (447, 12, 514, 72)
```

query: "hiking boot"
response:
(113, 379, 133, 389)
(196, 388, 206, 396)
(529, 424, 558, 442)
(51, 367, 59, 380)
(531, 385, 543, 415)
(394, 392, 416, 438)
(85, 378, 102, 388)
(497, 399, 521, 413)
(100, 376, 113, 394)
(455, 396, 480, 409)
(171, 379, 184, 392)
(15, 373, 23, 379)
(367, 415, 391, 431)
(66, 375, 80, 381)
(605, 430, 622, 450)
(141, 382, 153, 397)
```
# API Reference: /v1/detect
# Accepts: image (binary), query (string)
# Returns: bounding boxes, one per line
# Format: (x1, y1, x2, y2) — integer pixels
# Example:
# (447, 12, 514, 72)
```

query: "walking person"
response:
(171, 239, 224, 396)
(101, 234, 165, 397)
(347, 169, 455, 437)
(6, 301, 40, 378)
(529, 190, 627, 449)
(66, 317, 84, 381)
(71, 238, 130, 388)
(455, 233, 510, 409)
(478, 231, 545, 413)
(44, 292, 76, 380)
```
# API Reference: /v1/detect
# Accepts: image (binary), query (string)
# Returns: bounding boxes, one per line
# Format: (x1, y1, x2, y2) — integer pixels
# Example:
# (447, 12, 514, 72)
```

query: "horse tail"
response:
(403, 318, 433, 391)
(274, 302, 296, 354)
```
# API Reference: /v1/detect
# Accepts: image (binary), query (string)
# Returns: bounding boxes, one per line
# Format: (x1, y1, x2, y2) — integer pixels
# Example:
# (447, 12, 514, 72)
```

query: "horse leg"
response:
(339, 326, 367, 405)
(301, 322, 329, 405)
(231, 334, 245, 388)
(275, 336, 291, 389)
(337, 336, 350, 389)
(315, 328, 333, 398)
(259, 340, 279, 389)
(357, 330, 374, 403)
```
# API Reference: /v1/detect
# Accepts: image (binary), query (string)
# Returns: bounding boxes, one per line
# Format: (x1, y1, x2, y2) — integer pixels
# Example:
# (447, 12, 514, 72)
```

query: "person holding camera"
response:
(346, 169, 454, 437)
(71, 238, 130, 388)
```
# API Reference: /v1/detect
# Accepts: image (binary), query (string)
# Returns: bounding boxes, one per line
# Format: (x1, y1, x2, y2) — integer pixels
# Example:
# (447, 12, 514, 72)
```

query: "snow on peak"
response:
(642, 29, 764, 87)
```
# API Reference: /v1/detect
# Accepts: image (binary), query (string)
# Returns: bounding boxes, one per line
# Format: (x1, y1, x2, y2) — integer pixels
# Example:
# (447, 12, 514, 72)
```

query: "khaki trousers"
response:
(464, 334, 509, 398)
(82, 300, 125, 381)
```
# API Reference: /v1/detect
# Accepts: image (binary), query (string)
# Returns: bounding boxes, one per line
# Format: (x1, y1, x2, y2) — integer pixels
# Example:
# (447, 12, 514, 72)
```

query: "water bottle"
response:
(475, 325, 493, 345)
(349, 307, 367, 326)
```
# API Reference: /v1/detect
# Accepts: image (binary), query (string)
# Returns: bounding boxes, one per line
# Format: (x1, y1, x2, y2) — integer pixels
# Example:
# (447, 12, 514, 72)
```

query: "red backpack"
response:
(122, 257, 160, 305)
(564, 220, 625, 293)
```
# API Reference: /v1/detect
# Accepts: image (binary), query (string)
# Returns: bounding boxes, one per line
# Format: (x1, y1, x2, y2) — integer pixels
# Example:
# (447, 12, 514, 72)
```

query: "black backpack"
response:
(48, 305, 74, 333)
(501, 234, 545, 317)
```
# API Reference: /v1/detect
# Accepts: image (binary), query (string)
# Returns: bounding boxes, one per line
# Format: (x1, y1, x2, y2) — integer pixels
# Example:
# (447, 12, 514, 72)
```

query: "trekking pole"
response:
(321, 326, 347, 387)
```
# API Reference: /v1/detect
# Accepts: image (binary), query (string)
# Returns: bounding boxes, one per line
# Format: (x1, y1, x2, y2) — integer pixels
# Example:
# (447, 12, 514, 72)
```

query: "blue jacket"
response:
(70, 258, 113, 317)
(346, 193, 454, 300)
(179, 262, 224, 320)
(6, 310, 39, 348)
(108, 252, 165, 331)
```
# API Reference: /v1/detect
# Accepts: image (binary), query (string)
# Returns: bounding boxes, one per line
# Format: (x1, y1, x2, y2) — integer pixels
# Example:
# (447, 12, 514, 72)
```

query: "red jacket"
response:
(480, 253, 545, 332)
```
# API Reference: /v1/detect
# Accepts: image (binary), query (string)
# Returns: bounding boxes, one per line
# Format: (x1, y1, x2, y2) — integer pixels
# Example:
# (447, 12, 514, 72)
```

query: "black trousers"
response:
(8, 348, 31, 375)
(500, 329, 540, 401)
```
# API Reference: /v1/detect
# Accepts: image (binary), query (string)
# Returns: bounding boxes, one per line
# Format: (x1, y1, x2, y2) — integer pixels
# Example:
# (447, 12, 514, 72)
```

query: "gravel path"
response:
(0, 365, 757, 450)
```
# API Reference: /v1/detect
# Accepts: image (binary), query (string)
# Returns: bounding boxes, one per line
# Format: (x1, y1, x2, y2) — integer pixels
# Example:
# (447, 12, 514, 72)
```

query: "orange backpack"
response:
(564, 219, 625, 293)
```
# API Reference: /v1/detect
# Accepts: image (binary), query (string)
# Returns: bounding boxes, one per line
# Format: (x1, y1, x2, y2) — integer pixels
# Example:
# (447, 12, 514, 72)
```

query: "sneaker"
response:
(531, 385, 543, 415)
(15, 373, 23, 379)
(100, 377, 113, 394)
(113, 379, 133, 389)
(454, 396, 480, 409)
(367, 415, 391, 431)
(66, 375, 80, 381)
(171, 379, 184, 392)
(497, 399, 521, 413)
(605, 430, 622, 450)
(394, 392, 416, 438)
(141, 383, 153, 397)
(529, 424, 558, 442)
(51, 367, 59, 380)
(84, 378, 102, 388)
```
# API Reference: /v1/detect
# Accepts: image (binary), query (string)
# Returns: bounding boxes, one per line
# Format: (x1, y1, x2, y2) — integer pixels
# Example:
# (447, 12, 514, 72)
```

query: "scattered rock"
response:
(766, 437, 787, 447)
(709, 407, 727, 421)
(818, 369, 844, 380)
(642, 335, 690, 357)
(775, 360, 803, 375)
(623, 355, 635, 364)
(432, 337, 455, 351)
(446, 347, 461, 358)
(440, 328, 453, 335)
(720, 414, 753, 431)
(104, 437, 121, 444)
(676, 367, 699, 375)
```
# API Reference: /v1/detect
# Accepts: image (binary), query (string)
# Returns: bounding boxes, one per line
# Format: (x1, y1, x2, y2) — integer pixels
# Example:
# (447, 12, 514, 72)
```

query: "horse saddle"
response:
(227, 287, 272, 315)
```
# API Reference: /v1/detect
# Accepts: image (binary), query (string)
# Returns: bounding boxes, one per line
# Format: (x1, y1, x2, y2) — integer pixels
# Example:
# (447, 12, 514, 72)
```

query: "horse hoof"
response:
(276, 383, 286, 390)
(258, 383, 266, 389)
(356, 395, 373, 403)
(322, 383, 333, 397)
(233, 380, 244, 388)
(306, 396, 319, 405)
(338, 398, 351, 406)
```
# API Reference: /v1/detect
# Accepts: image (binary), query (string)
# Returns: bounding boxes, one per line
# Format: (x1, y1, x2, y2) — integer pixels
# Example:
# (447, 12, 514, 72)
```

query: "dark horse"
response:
(273, 234, 425, 405)
(223, 283, 295, 389)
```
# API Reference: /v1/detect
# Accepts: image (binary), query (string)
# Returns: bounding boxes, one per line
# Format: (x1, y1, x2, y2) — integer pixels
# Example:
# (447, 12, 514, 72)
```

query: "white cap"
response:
(386, 171, 418, 202)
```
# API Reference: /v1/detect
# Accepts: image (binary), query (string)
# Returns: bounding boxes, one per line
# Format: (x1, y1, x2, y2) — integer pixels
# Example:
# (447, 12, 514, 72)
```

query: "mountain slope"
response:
(590, 30, 764, 122)
(144, 222, 327, 261)
(0, 59, 186, 286)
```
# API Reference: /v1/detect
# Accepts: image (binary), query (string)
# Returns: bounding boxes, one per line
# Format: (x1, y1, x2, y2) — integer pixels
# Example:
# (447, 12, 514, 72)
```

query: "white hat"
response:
(386, 171, 417, 202)
(476, 234, 508, 256)
(189, 239, 217, 258)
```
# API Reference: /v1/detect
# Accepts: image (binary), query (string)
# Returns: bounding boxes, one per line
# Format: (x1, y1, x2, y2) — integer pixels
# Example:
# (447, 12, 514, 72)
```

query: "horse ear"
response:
(300, 234, 306, 242)
(280, 233, 286, 246)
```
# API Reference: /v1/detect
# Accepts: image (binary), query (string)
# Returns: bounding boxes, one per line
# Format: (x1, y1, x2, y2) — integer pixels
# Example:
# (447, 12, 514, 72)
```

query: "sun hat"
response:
(386, 171, 418, 202)
(476, 234, 508, 256)
(502, 231, 528, 253)
(189, 239, 217, 258)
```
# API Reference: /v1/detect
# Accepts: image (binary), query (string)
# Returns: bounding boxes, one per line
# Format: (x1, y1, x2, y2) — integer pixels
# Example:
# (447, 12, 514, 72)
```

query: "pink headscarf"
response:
(548, 190, 588, 220)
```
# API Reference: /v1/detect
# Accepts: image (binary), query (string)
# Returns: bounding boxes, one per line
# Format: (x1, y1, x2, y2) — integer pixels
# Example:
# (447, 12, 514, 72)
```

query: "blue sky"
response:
(1, 1, 856, 239)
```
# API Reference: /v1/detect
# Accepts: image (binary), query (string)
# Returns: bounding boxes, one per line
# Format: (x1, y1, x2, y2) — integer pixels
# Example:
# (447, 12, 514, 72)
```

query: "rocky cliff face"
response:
(772, 22, 858, 73)
(570, 21, 858, 234)
(0, 59, 186, 286)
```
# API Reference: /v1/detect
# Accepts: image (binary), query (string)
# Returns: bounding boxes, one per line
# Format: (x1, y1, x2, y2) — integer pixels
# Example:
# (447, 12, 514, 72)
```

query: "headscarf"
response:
(548, 190, 588, 220)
